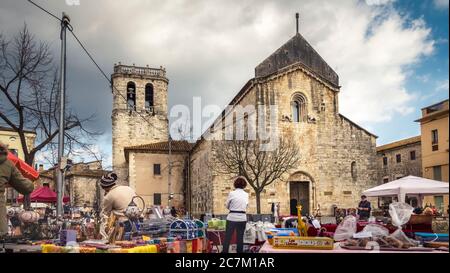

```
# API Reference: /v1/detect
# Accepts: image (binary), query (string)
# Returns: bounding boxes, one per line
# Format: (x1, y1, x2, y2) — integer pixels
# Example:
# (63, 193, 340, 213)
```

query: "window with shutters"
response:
(433, 166, 442, 181)
(431, 129, 439, 151)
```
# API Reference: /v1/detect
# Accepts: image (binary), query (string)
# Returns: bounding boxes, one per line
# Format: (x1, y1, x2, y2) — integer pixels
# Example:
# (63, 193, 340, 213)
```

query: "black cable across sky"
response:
(27, 0, 169, 135)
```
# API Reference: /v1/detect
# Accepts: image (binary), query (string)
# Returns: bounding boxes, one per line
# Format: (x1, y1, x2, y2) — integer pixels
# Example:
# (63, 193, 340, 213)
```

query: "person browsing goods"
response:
(222, 177, 249, 253)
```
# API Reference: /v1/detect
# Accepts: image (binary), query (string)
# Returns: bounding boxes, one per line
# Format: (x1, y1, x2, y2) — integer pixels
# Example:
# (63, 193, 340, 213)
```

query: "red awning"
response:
(7, 151, 40, 181)
(17, 185, 70, 203)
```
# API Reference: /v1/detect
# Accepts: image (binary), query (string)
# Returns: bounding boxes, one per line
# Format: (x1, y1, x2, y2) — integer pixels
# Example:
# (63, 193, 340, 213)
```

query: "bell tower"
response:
(111, 64, 169, 185)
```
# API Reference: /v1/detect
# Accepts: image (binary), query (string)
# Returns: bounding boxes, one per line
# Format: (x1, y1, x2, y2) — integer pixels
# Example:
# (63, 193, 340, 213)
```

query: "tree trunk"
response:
(255, 190, 261, 214)
(23, 153, 35, 210)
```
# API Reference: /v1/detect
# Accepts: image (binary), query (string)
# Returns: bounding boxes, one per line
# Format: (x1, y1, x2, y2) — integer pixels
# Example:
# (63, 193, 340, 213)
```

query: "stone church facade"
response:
(112, 31, 379, 216)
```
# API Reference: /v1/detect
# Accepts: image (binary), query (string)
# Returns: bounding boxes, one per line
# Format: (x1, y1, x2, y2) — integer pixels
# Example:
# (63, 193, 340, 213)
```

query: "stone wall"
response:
(190, 66, 379, 217)
(68, 176, 98, 207)
(377, 142, 422, 183)
(190, 140, 215, 216)
(111, 68, 169, 185)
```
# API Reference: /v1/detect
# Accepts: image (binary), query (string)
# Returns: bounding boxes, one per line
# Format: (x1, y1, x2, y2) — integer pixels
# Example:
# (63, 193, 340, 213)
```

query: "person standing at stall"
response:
(357, 195, 371, 221)
(170, 206, 177, 217)
(0, 142, 34, 237)
(99, 172, 136, 241)
(222, 177, 249, 253)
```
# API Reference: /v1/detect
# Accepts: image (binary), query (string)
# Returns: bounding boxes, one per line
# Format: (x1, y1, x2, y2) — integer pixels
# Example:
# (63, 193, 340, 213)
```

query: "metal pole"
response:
(56, 13, 70, 218)
(168, 135, 172, 207)
(296, 13, 299, 34)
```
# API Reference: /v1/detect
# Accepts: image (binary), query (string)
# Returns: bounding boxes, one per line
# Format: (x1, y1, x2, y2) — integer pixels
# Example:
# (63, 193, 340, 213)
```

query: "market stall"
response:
(258, 241, 444, 253)
(206, 218, 269, 253)
(363, 176, 449, 205)
(16, 185, 70, 203)
(6, 151, 39, 181)
(258, 202, 449, 253)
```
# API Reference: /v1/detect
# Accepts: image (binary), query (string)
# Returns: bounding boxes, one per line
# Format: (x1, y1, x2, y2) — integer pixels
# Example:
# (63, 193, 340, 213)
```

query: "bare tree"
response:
(211, 137, 300, 214)
(0, 24, 100, 167)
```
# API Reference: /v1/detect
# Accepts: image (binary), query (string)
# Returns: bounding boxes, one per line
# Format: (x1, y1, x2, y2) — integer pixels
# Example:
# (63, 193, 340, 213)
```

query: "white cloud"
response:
(437, 79, 449, 91)
(418, 79, 449, 101)
(0, 0, 437, 142)
(95, 0, 433, 126)
(417, 74, 431, 83)
(34, 136, 112, 170)
(302, 3, 434, 124)
(365, 0, 395, 6)
(434, 0, 449, 9)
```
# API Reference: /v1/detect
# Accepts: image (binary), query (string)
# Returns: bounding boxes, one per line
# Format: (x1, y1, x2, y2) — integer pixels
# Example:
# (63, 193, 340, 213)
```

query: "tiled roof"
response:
(255, 33, 339, 87)
(377, 136, 421, 152)
(124, 141, 194, 153)
(39, 168, 107, 179)
(66, 169, 108, 178)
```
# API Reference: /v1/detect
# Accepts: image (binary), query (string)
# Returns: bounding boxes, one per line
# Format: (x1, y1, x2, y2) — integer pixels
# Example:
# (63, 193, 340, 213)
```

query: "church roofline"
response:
(258, 61, 341, 91)
(190, 65, 371, 153)
(338, 114, 378, 138)
(255, 33, 339, 88)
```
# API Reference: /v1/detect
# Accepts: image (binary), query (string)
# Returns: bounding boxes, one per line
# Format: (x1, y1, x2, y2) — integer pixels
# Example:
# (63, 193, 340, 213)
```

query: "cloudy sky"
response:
(0, 0, 448, 168)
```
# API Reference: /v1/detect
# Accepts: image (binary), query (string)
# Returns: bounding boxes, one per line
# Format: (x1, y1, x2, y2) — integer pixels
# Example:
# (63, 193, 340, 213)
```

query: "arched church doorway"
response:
(288, 171, 315, 216)
(290, 182, 309, 216)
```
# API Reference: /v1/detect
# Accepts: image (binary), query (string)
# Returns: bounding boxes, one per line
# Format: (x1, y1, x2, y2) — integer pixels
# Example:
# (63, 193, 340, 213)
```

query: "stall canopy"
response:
(363, 175, 449, 203)
(17, 185, 69, 203)
(7, 151, 40, 181)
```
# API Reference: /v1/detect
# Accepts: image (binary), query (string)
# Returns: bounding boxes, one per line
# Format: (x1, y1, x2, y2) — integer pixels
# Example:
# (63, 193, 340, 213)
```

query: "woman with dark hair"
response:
(222, 177, 249, 253)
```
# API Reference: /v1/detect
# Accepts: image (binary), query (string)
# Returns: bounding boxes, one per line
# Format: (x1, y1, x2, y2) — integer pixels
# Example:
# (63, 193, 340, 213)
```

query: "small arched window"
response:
(291, 93, 307, 122)
(126, 82, 136, 111)
(351, 161, 357, 180)
(145, 83, 154, 111)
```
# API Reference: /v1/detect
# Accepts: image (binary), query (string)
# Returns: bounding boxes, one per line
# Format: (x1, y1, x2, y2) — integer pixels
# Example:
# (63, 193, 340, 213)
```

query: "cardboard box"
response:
(273, 236, 334, 250)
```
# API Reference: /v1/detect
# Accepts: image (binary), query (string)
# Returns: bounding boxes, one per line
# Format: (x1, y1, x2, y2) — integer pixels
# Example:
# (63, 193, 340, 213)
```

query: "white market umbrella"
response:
(363, 175, 449, 203)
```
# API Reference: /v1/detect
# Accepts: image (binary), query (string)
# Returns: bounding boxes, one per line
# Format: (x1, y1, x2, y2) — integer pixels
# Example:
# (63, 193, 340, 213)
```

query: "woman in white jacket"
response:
(222, 177, 249, 253)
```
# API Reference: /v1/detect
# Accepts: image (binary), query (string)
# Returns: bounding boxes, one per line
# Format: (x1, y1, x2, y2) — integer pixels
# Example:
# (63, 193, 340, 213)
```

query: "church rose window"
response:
(291, 93, 307, 122)
(127, 81, 136, 110)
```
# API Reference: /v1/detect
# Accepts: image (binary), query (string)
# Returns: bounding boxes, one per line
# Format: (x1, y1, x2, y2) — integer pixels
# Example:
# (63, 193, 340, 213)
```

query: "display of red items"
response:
(7, 151, 39, 181)
(17, 185, 70, 203)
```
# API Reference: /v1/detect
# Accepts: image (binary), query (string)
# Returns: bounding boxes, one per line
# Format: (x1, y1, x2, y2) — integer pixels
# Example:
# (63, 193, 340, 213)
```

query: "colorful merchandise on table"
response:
(127, 245, 158, 253)
(167, 240, 181, 253)
(415, 232, 449, 242)
(266, 228, 299, 237)
(268, 204, 335, 251)
(170, 219, 198, 240)
(207, 218, 226, 230)
(194, 219, 206, 237)
(342, 234, 417, 249)
(272, 236, 334, 250)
